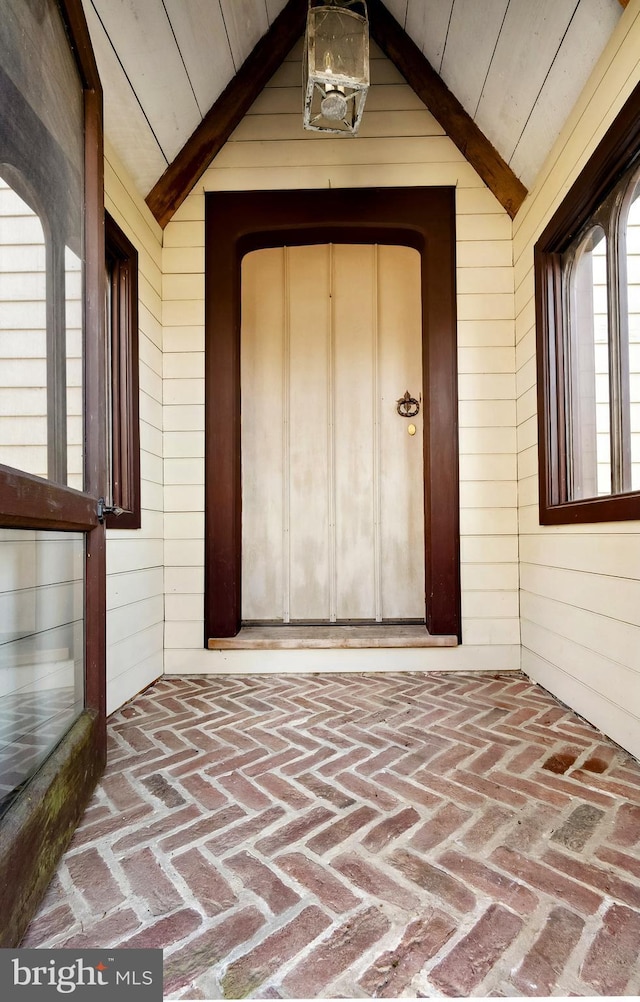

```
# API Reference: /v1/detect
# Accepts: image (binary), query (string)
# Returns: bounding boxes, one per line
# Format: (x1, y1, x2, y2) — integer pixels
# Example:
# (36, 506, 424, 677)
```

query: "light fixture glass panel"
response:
(315, 7, 367, 80)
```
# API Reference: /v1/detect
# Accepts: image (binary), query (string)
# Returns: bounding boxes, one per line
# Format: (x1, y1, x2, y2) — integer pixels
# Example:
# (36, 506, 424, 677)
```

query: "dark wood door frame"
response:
(205, 187, 461, 642)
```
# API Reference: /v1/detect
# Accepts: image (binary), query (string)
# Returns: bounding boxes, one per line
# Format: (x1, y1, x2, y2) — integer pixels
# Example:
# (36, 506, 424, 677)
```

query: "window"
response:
(0, 0, 107, 942)
(535, 80, 640, 524)
(0, 2, 89, 800)
(105, 212, 140, 529)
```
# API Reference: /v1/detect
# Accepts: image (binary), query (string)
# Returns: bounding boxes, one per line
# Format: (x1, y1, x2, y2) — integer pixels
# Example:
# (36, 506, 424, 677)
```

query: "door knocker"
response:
(396, 390, 420, 418)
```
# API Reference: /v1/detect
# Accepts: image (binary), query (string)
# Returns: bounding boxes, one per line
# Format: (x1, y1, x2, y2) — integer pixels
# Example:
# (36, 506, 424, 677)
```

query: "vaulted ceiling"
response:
(82, 0, 626, 226)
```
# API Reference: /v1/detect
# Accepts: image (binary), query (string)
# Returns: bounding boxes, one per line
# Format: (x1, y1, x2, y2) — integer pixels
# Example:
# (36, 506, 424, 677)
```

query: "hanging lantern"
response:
(303, 0, 369, 136)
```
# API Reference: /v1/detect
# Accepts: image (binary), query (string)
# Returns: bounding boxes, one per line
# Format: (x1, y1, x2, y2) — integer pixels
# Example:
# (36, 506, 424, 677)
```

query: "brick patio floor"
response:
(22, 671, 640, 998)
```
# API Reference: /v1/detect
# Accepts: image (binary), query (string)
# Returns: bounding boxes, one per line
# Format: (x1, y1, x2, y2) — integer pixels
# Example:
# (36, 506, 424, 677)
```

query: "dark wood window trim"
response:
(535, 79, 640, 525)
(105, 212, 140, 529)
(204, 187, 461, 642)
(0, 0, 106, 945)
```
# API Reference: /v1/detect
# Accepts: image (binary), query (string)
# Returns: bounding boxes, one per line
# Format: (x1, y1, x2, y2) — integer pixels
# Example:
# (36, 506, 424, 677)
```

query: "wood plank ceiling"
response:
(83, 0, 624, 224)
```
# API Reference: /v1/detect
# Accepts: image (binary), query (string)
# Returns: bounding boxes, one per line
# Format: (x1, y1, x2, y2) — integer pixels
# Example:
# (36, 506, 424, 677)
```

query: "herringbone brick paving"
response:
(22, 671, 640, 997)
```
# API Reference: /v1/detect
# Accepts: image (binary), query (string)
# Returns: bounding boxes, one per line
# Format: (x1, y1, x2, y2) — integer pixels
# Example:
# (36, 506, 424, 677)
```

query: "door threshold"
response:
(208, 624, 458, 650)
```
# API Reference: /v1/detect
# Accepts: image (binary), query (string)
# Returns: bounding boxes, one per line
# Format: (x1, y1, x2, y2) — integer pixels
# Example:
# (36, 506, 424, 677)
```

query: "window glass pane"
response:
(0, 0, 85, 489)
(625, 179, 640, 492)
(65, 246, 83, 491)
(0, 175, 48, 478)
(568, 226, 610, 498)
(0, 2, 84, 179)
(0, 529, 84, 818)
(104, 215, 141, 526)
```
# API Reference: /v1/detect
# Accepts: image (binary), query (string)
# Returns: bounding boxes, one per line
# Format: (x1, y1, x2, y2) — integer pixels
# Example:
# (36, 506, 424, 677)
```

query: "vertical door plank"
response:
(378, 245, 425, 619)
(241, 248, 285, 620)
(288, 245, 331, 620)
(333, 244, 377, 620)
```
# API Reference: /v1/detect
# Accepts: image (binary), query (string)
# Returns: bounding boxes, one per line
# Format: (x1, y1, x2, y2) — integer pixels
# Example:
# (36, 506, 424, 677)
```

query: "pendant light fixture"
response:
(303, 0, 370, 136)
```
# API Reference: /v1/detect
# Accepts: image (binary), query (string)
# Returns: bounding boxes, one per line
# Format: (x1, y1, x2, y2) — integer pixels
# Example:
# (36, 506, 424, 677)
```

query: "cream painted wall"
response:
(104, 141, 164, 713)
(162, 40, 520, 674)
(513, 1, 640, 758)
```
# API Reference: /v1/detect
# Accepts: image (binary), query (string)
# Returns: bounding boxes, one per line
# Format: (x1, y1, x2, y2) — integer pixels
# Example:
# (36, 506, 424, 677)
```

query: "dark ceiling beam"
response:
(146, 0, 308, 228)
(367, 0, 527, 219)
(147, 0, 527, 228)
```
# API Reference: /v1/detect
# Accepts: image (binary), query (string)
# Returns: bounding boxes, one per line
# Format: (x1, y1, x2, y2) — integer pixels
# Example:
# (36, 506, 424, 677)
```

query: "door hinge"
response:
(97, 497, 124, 523)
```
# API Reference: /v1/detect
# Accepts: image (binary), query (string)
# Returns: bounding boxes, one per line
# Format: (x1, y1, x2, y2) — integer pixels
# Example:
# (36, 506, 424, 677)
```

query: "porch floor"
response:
(23, 670, 640, 998)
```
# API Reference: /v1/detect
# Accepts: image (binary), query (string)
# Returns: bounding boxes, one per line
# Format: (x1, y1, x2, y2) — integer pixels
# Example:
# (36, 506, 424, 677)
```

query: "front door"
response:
(241, 243, 425, 624)
(205, 186, 460, 641)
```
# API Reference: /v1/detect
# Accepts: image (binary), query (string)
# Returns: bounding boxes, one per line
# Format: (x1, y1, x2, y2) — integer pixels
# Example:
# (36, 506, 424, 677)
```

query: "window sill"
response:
(540, 491, 640, 525)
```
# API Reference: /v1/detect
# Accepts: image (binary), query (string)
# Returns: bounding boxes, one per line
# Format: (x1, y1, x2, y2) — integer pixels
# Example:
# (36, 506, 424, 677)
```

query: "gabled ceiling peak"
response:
(145, 0, 527, 228)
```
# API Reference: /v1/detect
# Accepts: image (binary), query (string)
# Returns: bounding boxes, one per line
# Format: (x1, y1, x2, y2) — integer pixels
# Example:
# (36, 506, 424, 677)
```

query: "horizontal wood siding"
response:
(513, 2, 640, 757)
(163, 41, 519, 673)
(104, 141, 164, 713)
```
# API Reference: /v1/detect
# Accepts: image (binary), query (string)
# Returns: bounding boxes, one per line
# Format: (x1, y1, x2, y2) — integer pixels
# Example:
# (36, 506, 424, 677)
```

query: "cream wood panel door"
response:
(241, 243, 425, 623)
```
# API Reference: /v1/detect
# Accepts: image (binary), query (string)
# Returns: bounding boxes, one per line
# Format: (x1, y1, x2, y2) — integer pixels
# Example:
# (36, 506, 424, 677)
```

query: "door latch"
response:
(97, 497, 124, 523)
